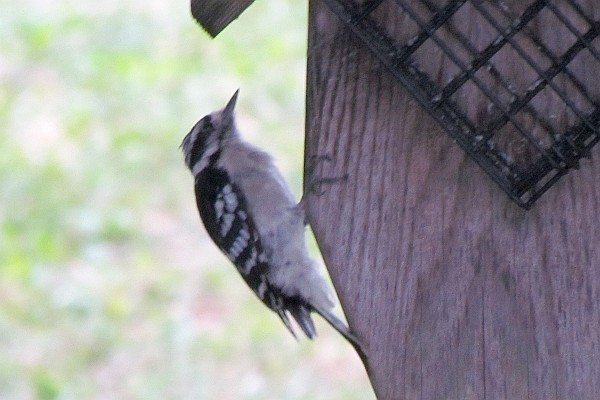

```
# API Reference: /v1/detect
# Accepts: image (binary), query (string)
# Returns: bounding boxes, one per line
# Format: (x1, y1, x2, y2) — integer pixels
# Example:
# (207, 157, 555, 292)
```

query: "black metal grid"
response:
(322, 0, 600, 208)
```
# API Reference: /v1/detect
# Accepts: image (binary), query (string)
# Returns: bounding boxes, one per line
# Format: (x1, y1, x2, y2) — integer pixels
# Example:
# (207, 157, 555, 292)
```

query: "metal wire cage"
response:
(322, 0, 600, 208)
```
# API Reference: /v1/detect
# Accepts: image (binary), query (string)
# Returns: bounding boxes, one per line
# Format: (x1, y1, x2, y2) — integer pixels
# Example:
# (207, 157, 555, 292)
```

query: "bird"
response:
(180, 89, 362, 353)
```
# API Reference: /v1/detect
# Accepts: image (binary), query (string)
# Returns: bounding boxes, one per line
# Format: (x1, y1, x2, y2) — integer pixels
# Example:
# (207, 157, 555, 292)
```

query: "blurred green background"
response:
(0, 0, 373, 398)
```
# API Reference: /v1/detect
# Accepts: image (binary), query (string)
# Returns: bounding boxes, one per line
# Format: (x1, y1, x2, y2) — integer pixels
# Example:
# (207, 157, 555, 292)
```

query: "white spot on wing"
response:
(239, 228, 250, 241)
(229, 240, 243, 259)
(236, 234, 248, 250)
(224, 191, 238, 212)
(214, 199, 224, 219)
(258, 279, 267, 299)
(240, 247, 257, 275)
(229, 234, 248, 259)
(258, 252, 267, 263)
(220, 213, 234, 237)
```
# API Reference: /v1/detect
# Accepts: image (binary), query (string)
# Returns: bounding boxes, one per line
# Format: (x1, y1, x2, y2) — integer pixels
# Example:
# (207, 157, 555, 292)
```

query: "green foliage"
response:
(0, 0, 374, 398)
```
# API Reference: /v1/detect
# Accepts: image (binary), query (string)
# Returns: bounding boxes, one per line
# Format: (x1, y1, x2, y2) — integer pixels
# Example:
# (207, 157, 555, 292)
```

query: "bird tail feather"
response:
(311, 304, 367, 362)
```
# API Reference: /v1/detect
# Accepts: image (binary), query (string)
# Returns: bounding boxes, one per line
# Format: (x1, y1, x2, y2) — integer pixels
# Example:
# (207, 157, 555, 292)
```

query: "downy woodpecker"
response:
(180, 90, 360, 351)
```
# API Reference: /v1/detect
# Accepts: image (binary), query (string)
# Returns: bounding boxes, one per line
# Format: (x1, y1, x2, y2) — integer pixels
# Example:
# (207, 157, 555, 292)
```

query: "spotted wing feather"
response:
(194, 166, 314, 338)
(194, 167, 267, 284)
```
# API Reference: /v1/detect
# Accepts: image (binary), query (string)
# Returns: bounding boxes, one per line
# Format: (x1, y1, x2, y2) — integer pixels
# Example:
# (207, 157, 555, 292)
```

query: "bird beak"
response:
(223, 89, 239, 119)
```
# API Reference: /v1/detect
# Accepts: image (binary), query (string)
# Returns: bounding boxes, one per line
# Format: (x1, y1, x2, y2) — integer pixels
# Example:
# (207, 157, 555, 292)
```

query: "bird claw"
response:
(302, 154, 348, 201)
(305, 154, 333, 176)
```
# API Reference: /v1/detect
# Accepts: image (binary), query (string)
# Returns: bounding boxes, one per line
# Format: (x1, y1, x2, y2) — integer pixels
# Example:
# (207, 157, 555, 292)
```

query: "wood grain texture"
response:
(305, 1, 600, 399)
(190, 0, 255, 37)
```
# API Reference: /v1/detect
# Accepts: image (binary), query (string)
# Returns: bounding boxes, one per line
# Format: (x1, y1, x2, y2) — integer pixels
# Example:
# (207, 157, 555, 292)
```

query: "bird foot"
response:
(298, 154, 348, 212)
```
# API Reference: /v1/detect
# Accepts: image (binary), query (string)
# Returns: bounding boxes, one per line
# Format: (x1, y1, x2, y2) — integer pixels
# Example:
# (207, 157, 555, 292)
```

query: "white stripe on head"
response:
(191, 140, 219, 176)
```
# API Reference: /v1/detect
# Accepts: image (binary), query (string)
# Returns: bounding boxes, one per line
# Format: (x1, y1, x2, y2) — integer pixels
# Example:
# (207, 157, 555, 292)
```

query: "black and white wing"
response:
(194, 166, 317, 338)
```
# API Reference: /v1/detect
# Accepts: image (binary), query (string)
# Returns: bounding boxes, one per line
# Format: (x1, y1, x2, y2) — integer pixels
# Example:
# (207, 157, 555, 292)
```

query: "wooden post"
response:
(305, 1, 600, 399)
